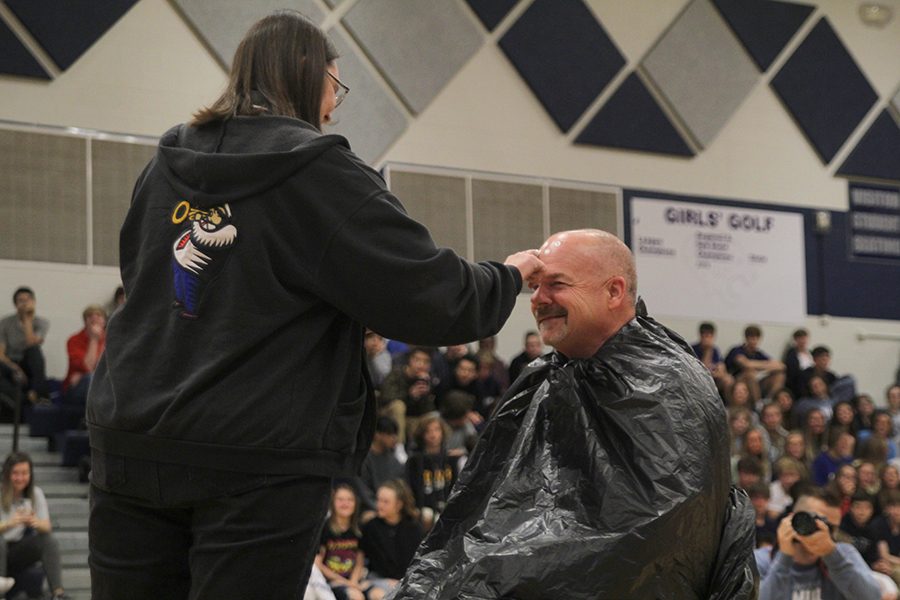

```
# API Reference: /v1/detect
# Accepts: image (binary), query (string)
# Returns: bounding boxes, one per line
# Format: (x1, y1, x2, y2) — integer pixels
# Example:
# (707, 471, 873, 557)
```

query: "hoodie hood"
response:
(156, 116, 348, 208)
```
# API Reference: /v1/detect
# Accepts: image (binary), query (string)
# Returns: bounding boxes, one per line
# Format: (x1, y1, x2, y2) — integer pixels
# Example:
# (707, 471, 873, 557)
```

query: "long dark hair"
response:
(1, 452, 34, 512)
(327, 483, 361, 537)
(191, 10, 338, 129)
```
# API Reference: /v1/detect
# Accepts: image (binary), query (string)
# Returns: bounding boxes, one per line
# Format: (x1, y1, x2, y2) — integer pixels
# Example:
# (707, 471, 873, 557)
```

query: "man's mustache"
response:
(534, 307, 567, 321)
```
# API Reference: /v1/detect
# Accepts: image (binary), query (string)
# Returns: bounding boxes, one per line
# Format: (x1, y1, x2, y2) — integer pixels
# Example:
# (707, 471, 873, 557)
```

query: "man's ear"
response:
(606, 276, 627, 308)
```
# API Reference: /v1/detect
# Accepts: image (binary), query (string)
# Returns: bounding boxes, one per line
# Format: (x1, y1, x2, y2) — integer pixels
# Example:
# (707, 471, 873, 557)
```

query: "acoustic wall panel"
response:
(576, 73, 694, 157)
(500, 0, 624, 132)
(472, 179, 543, 262)
(5, 0, 138, 70)
(173, 0, 324, 68)
(342, 0, 482, 114)
(837, 111, 900, 183)
(92, 140, 157, 267)
(388, 172, 468, 258)
(548, 187, 618, 235)
(0, 19, 48, 79)
(642, 0, 758, 149)
(0, 130, 86, 263)
(465, 0, 519, 31)
(770, 18, 878, 164)
(324, 29, 408, 164)
(712, 0, 814, 71)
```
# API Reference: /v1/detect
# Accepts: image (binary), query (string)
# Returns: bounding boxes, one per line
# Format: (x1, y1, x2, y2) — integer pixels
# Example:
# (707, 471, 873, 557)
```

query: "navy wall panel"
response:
(770, 18, 878, 164)
(712, 0, 814, 71)
(499, 0, 625, 132)
(837, 110, 900, 183)
(0, 19, 48, 79)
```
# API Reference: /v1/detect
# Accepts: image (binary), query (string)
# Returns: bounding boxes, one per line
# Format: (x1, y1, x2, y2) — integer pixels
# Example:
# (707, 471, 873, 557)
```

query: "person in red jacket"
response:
(63, 305, 106, 405)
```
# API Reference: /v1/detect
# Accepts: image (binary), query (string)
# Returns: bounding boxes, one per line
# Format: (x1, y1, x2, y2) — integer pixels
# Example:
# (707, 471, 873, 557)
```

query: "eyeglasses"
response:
(328, 71, 350, 108)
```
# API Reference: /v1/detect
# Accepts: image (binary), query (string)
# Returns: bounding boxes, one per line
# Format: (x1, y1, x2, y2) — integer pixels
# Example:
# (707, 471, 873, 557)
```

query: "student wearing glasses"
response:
(85, 10, 543, 599)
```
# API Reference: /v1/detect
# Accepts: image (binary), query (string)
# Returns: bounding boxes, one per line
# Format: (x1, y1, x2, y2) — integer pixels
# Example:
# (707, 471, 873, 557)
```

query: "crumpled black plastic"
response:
(388, 310, 758, 599)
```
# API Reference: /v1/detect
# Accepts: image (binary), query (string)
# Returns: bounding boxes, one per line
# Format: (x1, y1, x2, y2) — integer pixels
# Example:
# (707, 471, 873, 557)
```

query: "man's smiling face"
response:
(529, 233, 614, 358)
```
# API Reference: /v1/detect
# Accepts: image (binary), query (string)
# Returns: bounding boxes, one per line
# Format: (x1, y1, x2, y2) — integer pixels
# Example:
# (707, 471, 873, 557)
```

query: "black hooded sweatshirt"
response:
(86, 116, 522, 477)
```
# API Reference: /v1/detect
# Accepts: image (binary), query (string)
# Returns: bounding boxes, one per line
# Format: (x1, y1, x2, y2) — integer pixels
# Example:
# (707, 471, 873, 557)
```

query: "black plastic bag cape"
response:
(389, 308, 758, 599)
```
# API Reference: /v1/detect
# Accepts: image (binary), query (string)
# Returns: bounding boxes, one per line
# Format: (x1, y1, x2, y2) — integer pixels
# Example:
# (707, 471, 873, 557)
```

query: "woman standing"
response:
(0, 453, 67, 599)
(86, 10, 543, 600)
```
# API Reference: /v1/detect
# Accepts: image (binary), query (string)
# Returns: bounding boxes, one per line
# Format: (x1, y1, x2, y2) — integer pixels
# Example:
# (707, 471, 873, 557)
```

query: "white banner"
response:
(630, 197, 807, 324)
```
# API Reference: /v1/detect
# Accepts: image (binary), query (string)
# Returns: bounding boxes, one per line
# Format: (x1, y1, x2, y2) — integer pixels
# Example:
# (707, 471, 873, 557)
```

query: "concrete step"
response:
(56, 531, 88, 554)
(0, 434, 49, 453)
(61, 566, 90, 591)
(48, 498, 88, 516)
(61, 549, 88, 569)
(40, 482, 88, 499)
(30, 466, 80, 483)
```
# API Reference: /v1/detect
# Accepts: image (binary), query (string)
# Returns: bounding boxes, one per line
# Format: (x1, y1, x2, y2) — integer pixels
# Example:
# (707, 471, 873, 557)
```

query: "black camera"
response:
(792, 511, 828, 536)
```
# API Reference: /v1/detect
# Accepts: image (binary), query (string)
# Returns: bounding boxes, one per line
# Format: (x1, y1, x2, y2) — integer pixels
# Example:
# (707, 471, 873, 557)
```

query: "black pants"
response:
(89, 451, 330, 600)
(0, 531, 64, 589)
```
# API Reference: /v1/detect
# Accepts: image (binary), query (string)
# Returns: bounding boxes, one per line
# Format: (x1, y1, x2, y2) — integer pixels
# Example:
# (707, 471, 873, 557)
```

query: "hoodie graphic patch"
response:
(171, 201, 237, 318)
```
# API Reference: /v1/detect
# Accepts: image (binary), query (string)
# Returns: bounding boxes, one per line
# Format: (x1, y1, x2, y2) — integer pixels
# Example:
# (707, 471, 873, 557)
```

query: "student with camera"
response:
(761, 489, 881, 600)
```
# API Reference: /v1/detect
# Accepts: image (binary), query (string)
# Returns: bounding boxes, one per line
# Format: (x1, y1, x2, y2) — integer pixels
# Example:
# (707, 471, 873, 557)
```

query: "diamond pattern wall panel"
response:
(92, 140, 157, 267)
(5, 0, 138, 70)
(576, 73, 694, 157)
(343, 0, 482, 115)
(388, 171, 469, 258)
(770, 18, 878, 164)
(173, 0, 324, 68)
(642, 0, 759, 149)
(465, 0, 519, 31)
(0, 19, 48, 79)
(837, 111, 900, 183)
(324, 29, 408, 164)
(712, 0, 814, 71)
(499, 0, 624, 132)
(548, 187, 618, 234)
(0, 130, 87, 263)
(472, 179, 543, 262)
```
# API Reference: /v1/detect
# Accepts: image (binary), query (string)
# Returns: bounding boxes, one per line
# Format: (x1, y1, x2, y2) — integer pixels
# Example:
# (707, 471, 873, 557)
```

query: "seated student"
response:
(827, 464, 860, 517)
(783, 328, 814, 398)
(315, 484, 384, 600)
(812, 431, 856, 487)
(0, 287, 50, 405)
(881, 466, 900, 512)
(359, 418, 406, 514)
(360, 480, 424, 586)
(364, 331, 392, 388)
(438, 390, 479, 459)
(784, 431, 813, 476)
(63, 305, 107, 406)
(750, 483, 778, 547)
(734, 428, 772, 483)
(475, 336, 508, 394)
(379, 347, 436, 444)
(800, 346, 839, 398)
(691, 321, 733, 399)
(405, 416, 458, 529)
(858, 461, 882, 498)
(841, 492, 882, 567)
(436, 354, 485, 421)
(507, 331, 543, 384)
(794, 374, 835, 426)
(761, 489, 881, 600)
(769, 457, 807, 516)
(859, 411, 899, 462)
(736, 456, 765, 491)
(888, 385, 900, 441)
(725, 324, 786, 402)
(772, 388, 796, 432)
(875, 491, 900, 588)
(855, 394, 878, 436)
(804, 408, 830, 462)
(761, 402, 789, 463)
(0, 452, 68, 599)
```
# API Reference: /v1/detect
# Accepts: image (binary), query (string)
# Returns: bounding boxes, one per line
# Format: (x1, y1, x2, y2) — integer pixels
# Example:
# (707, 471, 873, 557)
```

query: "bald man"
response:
(390, 230, 756, 599)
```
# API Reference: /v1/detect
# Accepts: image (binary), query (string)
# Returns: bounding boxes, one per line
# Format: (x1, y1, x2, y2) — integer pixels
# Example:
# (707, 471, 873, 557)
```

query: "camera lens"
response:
(791, 512, 817, 536)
